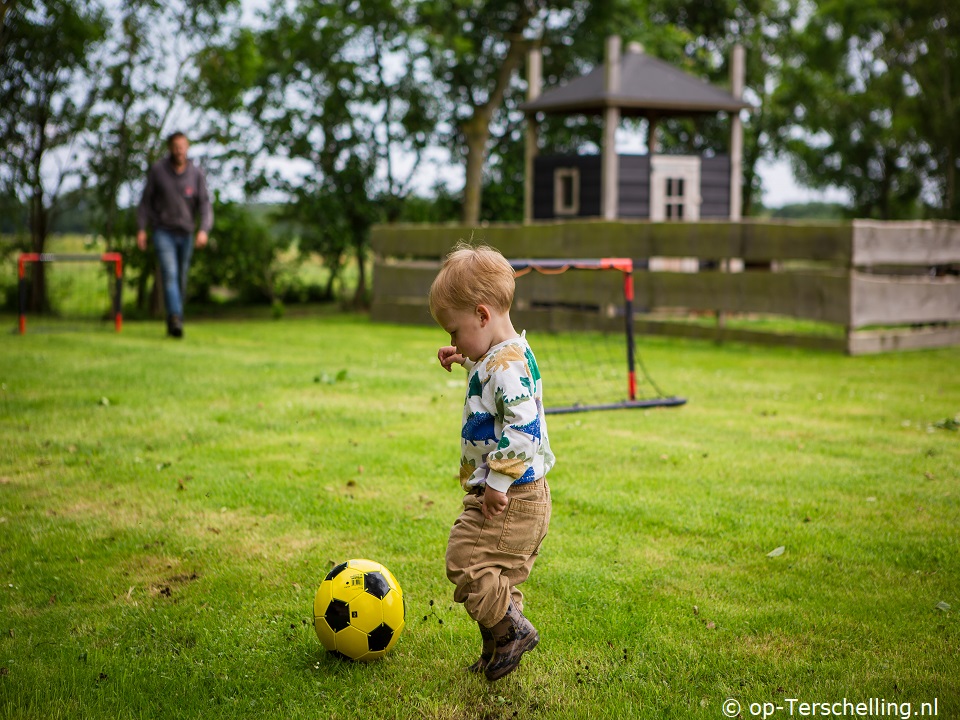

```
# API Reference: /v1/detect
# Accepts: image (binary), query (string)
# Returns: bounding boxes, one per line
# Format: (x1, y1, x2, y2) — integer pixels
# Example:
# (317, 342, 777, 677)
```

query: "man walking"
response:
(137, 131, 213, 338)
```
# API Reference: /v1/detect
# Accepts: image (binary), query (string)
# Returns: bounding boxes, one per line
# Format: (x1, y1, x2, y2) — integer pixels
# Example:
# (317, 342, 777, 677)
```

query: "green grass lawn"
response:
(0, 314, 958, 719)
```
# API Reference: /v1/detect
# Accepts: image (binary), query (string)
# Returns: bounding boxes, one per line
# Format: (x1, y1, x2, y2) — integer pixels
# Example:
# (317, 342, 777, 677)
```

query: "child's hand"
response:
(481, 487, 508, 519)
(438, 345, 465, 372)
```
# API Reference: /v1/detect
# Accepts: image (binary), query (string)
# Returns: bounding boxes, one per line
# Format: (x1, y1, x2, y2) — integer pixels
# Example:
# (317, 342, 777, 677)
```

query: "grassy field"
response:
(0, 314, 958, 719)
(0, 234, 371, 323)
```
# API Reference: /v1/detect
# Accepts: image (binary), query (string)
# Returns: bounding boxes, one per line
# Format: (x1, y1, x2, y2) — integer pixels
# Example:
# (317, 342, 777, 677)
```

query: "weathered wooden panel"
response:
(370, 298, 434, 326)
(618, 155, 650, 219)
(850, 272, 960, 327)
(737, 222, 852, 263)
(513, 308, 624, 333)
(371, 221, 854, 263)
(515, 267, 624, 308)
(848, 325, 960, 354)
(852, 220, 960, 266)
(375, 258, 851, 325)
(700, 155, 731, 219)
(370, 221, 960, 352)
(634, 319, 847, 352)
(372, 260, 439, 301)
(374, 259, 625, 311)
(636, 271, 851, 324)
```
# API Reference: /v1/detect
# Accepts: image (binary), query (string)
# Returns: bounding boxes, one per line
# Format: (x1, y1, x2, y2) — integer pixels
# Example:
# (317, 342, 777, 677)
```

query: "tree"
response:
(771, 0, 954, 219)
(898, 0, 960, 219)
(84, 0, 241, 313)
(417, 0, 544, 225)
(417, 0, 655, 225)
(0, 0, 107, 311)
(199, 0, 436, 306)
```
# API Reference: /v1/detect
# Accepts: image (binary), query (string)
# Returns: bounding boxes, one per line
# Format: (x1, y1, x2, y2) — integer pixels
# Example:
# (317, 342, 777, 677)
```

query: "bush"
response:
(190, 196, 296, 305)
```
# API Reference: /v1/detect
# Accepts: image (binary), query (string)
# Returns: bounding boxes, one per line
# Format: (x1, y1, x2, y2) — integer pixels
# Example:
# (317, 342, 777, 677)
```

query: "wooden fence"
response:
(370, 219, 960, 354)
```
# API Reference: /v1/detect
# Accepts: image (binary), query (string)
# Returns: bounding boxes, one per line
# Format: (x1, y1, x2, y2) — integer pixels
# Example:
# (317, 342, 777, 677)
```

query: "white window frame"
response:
(650, 156, 701, 222)
(553, 167, 580, 216)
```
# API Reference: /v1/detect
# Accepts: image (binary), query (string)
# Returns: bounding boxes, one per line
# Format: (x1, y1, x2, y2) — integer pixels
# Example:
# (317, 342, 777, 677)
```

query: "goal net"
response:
(17, 253, 123, 335)
(511, 258, 685, 414)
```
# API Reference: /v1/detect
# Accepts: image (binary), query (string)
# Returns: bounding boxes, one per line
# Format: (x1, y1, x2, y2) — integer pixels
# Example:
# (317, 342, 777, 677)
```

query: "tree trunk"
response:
(947, 149, 957, 219)
(458, 16, 532, 226)
(353, 241, 367, 309)
(28, 186, 50, 313)
(461, 115, 490, 226)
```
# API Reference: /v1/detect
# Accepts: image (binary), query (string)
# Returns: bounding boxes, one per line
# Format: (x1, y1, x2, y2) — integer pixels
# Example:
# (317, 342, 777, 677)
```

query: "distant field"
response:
(0, 234, 370, 325)
(1, 305, 958, 718)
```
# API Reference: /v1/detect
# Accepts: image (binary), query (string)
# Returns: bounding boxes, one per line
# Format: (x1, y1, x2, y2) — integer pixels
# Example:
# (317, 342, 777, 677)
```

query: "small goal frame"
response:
(511, 257, 686, 414)
(18, 252, 123, 335)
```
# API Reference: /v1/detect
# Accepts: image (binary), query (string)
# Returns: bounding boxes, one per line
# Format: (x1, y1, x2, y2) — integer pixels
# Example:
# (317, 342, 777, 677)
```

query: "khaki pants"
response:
(445, 478, 551, 628)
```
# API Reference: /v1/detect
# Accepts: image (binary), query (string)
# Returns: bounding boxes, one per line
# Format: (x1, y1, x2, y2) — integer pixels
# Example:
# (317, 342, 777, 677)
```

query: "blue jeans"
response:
(153, 228, 194, 318)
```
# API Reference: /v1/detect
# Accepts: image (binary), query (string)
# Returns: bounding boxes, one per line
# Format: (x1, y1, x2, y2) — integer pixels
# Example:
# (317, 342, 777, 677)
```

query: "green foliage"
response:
(398, 187, 462, 223)
(0, 317, 958, 717)
(199, 0, 436, 306)
(82, 0, 242, 313)
(416, 0, 546, 222)
(773, 0, 960, 219)
(769, 201, 850, 220)
(0, 0, 107, 314)
(189, 196, 296, 305)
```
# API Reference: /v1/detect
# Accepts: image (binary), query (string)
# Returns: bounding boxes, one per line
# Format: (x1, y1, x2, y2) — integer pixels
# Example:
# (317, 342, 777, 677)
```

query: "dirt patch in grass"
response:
(738, 630, 812, 659)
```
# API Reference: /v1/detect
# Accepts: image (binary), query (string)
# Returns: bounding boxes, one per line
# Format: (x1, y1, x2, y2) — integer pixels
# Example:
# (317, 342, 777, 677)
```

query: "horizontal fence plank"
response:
(370, 298, 435, 326)
(372, 297, 848, 353)
(371, 220, 854, 263)
(850, 273, 960, 327)
(634, 320, 848, 352)
(372, 260, 439, 301)
(375, 259, 627, 310)
(637, 271, 850, 324)
(513, 308, 625, 333)
(848, 325, 960, 354)
(514, 268, 624, 309)
(375, 260, 852, 324)
(852, 220, 960, 266)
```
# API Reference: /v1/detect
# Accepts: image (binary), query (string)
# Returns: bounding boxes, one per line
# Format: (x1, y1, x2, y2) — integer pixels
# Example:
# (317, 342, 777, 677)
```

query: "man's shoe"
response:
(466, 623, 495, 673)
(483, 601, 539, 681)
(167, 314, 183, 339)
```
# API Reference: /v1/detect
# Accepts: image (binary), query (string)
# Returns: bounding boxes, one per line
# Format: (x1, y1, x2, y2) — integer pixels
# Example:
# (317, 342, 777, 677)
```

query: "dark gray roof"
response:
(521, 51, 751, 117)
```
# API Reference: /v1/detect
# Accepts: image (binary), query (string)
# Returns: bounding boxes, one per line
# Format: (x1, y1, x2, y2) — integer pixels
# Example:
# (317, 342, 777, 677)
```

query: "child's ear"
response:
(476, 304, 491, 326)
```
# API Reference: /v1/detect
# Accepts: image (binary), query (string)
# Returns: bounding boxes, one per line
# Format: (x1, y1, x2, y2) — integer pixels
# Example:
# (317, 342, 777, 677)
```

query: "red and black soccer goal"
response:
(17, 253, 123, 335)
(511, 257, 685, 414)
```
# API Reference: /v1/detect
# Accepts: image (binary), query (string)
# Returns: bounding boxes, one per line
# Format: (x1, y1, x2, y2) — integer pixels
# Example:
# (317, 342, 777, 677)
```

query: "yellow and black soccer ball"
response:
(313, 558, 405, 661)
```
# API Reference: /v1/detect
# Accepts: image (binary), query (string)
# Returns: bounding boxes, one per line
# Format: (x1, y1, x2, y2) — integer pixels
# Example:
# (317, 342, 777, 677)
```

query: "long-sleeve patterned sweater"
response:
(458, 332, 555, 493)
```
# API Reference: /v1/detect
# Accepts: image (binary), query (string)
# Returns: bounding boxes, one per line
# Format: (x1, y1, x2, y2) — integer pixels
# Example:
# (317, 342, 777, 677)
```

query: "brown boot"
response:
(483, 601, 539, 681)
(466, 623, 495, 673)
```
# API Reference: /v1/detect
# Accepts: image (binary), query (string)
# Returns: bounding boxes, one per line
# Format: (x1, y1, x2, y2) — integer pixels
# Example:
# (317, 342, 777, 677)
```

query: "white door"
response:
(650, 155, 701, 222)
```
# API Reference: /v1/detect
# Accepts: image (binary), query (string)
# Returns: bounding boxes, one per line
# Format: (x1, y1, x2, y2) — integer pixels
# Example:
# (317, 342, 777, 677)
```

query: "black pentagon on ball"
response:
(325, 561, 348, 582)
(367, 623, 394, 652)
(363, 571, 390, 600)
(325, 598, 350, 632)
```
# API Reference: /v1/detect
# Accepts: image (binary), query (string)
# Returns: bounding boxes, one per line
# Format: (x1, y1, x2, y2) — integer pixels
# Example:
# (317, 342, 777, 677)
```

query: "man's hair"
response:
(167, 131, 188, 147)
(429, 242, 515, 319)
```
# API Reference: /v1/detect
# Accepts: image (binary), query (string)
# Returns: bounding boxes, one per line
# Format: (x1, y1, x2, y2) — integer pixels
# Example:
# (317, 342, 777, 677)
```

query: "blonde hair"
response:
(429, 242, 515, 318)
